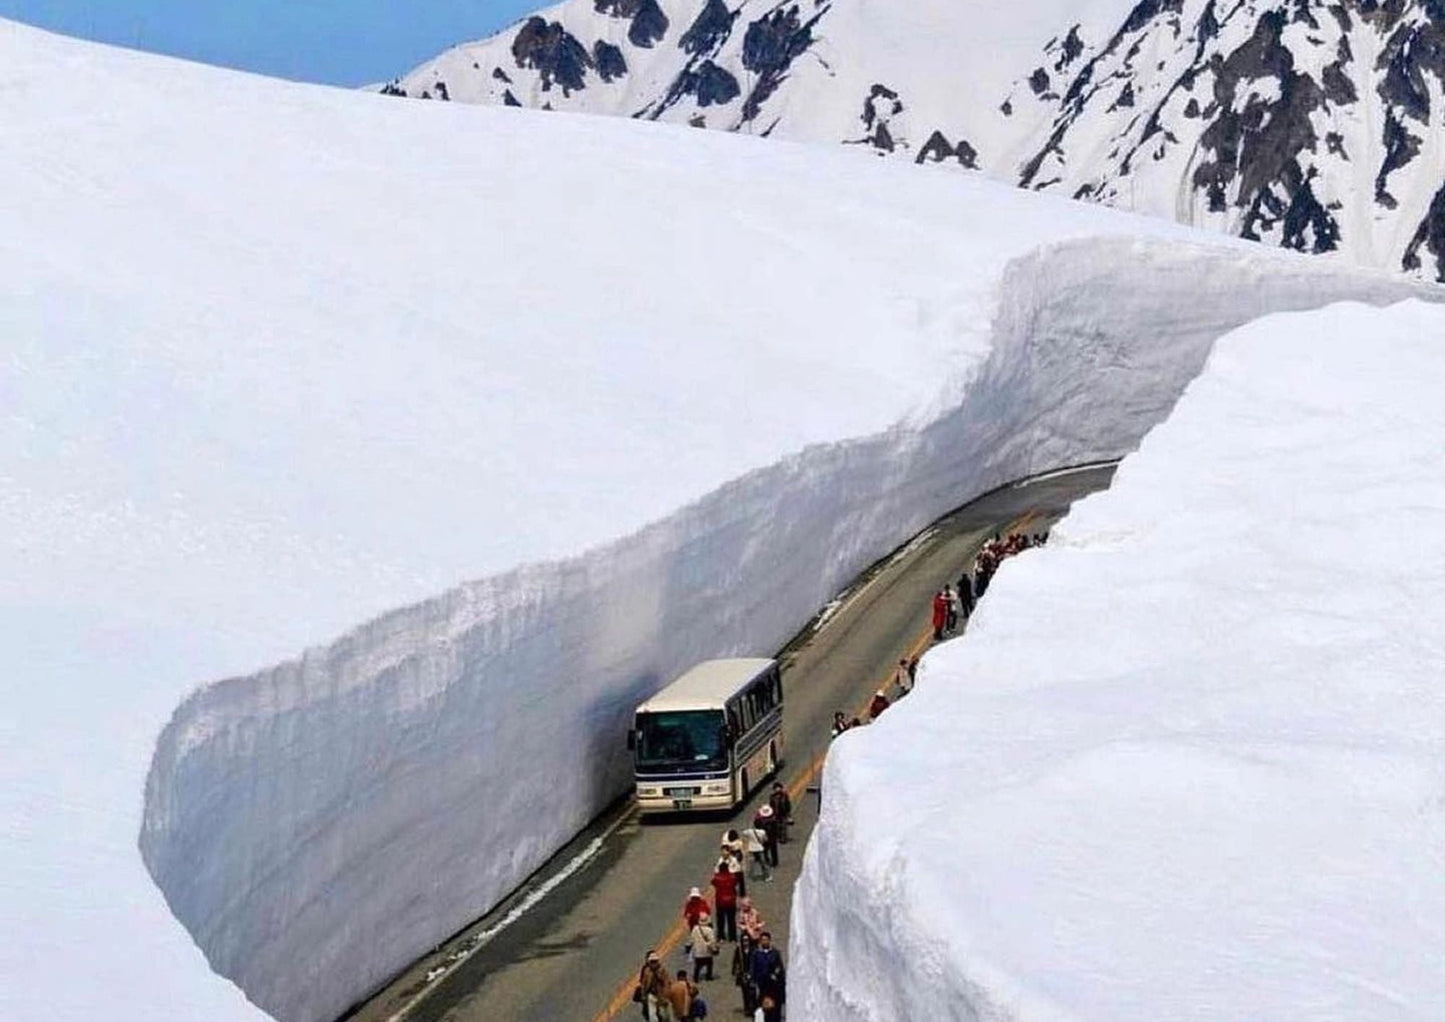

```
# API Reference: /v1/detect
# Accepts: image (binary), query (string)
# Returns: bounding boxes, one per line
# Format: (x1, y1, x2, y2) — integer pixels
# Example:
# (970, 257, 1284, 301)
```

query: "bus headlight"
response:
(703, 783, 729, 794)
(638, 787, 660, 797)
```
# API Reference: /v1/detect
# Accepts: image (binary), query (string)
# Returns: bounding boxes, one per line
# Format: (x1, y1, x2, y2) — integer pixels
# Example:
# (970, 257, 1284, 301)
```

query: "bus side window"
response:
(727, 707, 741, 739)
(772, 670, 783, 704)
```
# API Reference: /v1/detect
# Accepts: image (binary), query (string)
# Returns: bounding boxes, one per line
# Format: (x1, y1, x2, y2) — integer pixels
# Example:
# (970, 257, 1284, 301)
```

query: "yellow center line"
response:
(591, 513, 1038, 1021)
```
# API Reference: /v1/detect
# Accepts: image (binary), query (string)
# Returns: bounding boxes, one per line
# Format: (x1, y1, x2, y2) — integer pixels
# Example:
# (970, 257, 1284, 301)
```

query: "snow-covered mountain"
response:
(392, 0, 1445, 282)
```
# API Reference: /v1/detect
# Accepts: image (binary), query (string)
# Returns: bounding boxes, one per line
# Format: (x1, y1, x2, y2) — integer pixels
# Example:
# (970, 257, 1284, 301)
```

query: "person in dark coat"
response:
(749, 931, 786, 1022)
(957, 572, 975, 617)
(768, 782, 793, 843)
(731, 932, 757, 1015)
(755, 805, 780, 867)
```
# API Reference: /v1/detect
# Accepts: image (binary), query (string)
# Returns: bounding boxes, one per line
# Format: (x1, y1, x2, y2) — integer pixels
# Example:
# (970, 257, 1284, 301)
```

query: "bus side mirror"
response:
(626, 729, 636, 751)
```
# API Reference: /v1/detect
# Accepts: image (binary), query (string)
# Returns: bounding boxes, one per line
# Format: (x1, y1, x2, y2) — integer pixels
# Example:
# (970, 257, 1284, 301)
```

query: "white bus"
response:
(627, 658, 784, 814)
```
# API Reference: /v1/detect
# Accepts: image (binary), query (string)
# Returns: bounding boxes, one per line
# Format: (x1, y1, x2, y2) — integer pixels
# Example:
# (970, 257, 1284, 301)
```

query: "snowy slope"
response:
(791, 298, 1445, 1021)
(0, 15, 1431, 1022)
(391, 0, 1445, 282)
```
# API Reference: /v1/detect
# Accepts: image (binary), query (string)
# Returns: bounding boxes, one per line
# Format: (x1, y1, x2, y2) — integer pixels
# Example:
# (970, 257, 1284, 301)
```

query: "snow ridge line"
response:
(137, 237, 1426, 1022)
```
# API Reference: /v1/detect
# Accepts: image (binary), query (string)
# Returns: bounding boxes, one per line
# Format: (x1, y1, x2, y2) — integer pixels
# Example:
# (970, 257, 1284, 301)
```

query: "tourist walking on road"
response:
(755, 805, 780, 868)
(957, 572, 974, 617)
(749, 931, 786, 1022)
(893, 658, 912, 699)
(665, 969, 693, 1021)
(831, 711, 850, 738)
(637, 950, 672, 1021)
(741, 824, 770, 881)
(738, 896, 765, 942)
(931, 588, 949, 640)
(710, 860, 739, 942)
(721, 830, 746, 898)
(690, 911, 718, 982)
(768, 782, 793, 844)
(868, 689, 890, 720)
(732, 933, 758, 1016)
(944, 584, 959, 632)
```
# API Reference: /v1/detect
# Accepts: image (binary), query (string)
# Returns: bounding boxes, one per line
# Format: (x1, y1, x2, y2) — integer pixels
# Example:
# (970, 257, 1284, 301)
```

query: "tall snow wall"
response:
(138, 237, 1423, 1022)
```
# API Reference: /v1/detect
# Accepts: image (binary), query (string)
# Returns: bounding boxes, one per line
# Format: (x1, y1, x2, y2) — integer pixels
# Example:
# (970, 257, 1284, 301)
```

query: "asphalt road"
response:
(345, 464, 1116, 1022)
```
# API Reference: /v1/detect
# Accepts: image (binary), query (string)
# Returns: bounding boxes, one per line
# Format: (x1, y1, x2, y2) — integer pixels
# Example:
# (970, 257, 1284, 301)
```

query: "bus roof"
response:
(635, 658, 776, 714)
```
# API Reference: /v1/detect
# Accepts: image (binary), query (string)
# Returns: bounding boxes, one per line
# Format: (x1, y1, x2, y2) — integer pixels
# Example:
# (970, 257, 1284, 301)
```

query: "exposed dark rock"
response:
(492, 66, 513, 84)
(649, 57, 740, 116)
(629, 0, 670, 48)
(1184, 96, 1201, 117)
(1122, 0, 1185, 36)
(512, 17, 593, 95)
(694, 60, 741, 106)
(1376, 107, 1420, 208)
(740, 4, 826, 123)
(860, 84, 901, 129)
(689, 114, 707, 127)
(1058, 25, 1085, 69)
(503, 90, 522, 107)
(1327, 3, 1351, 32)
(434, 81, 451, 100)
(378, 81, 407, 97)
(1001, 99, 1014, 116)
(679, 0, 736, 56)
(916, 130, 978, 169)
(1377, 16, 1445, 124)
(1402, 183, 1445, 280)
(1029, 67, 1051, 95)
(1325, 130, 1348, 158)
(1281, 171, 1340, 253)
(594, 40, 628, 82)
(1112, 81, 1136, 109)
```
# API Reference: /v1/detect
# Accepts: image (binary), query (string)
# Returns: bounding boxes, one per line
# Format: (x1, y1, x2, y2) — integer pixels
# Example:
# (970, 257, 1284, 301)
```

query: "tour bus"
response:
(627, 658, 784, 815)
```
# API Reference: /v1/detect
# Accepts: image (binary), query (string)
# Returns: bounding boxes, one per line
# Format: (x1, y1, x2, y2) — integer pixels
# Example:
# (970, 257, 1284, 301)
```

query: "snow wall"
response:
(788, 298, 1445, 1021)
(138, 238, 1424, 1022)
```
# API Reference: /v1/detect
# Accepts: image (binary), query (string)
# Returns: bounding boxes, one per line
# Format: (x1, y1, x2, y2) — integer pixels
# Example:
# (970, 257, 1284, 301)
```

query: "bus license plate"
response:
(672, 798, 693, 810)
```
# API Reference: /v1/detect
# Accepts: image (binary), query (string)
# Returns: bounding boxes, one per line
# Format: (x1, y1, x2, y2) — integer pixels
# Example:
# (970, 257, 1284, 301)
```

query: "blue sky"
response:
(0, 0, 540, 86)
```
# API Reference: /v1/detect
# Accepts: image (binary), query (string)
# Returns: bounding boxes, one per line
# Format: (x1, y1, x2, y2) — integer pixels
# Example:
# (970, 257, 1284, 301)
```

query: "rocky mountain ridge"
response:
(387, 0, 1445, 281)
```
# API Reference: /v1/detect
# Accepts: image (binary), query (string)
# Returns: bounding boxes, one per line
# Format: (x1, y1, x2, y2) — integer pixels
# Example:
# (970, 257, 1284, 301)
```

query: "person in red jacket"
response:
(684, 886, 709, 927)
(868, 689, 890, 720)
(931, 588, 949, 640)
(710, 860, 739, 942)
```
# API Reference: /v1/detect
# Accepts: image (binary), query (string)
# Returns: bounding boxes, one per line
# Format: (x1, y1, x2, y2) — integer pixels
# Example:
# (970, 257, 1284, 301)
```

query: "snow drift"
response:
(791, 298, 1445, 1021)
(0, 16, 1430, 1022)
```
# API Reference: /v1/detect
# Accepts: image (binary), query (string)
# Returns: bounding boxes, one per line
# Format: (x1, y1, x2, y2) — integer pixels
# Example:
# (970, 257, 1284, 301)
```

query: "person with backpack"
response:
(635, 950, 672, 1021)
(690, 910, 719, 981)
(682, 886, 708, 957)
(709, 859, 739, 942)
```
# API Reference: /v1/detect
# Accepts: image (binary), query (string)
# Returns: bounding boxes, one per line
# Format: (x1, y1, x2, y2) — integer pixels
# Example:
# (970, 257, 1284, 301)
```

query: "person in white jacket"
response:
(689, 910, 718, 982)
(740, 825, 770, 881)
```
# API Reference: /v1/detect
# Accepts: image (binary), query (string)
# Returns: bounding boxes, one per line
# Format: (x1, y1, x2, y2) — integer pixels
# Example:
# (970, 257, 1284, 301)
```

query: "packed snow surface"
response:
(792, 299, 1445, 1021)
(0, 16, 1429, 1022)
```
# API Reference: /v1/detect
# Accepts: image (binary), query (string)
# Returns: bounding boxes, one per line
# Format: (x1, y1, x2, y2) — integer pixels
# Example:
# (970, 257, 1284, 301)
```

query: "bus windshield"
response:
(634, 710, 728, 774)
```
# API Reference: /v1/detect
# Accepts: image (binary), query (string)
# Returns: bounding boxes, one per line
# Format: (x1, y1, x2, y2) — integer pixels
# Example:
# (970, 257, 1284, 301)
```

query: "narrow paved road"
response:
(345, 465, 1115, 1022)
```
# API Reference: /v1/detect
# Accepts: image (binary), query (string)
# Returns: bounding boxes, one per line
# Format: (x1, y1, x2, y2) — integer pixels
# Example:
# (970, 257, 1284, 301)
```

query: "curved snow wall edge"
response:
(138, 237, 1423, 1022)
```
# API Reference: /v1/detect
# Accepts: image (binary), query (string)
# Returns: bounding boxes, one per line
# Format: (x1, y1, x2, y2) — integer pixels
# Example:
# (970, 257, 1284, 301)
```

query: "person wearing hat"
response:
(636, 949, 672, 1021)
(682, 886, 709, 958)
(754, 804, 780, 867)
(689, 908, 718, 981)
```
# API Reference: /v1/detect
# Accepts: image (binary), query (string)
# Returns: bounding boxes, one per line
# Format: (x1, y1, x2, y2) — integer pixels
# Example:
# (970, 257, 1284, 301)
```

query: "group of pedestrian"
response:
(635, 784, 793, 1021)
(971, 531, 1047, 599)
